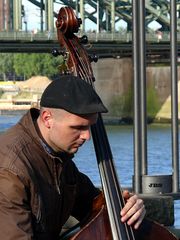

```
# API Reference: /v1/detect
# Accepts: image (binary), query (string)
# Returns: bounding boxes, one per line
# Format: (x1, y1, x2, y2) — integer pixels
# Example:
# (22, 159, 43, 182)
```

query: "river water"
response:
(0, 114, 180, 227)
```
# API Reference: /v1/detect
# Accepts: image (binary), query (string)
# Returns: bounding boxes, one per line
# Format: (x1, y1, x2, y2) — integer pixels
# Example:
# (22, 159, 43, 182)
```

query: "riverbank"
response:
(0, 108, 174, 125)
(0, 108, 133, 125)
(0, 74, 178, 124)
(0, 76, 49, 115)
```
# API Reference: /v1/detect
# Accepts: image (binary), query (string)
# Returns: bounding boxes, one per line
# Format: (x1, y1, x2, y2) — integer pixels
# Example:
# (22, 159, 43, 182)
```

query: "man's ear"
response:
(41, 110, 52, 128)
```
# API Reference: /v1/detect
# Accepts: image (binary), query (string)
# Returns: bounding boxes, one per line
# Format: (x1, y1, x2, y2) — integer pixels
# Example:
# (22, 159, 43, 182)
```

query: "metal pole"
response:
(132, 0, 147, 193)
(76, 0, 78, 17)
(47, 0, 54, 32)
(105, 7, 109, 31)
(132, 0, 142, 193)
(13, 0, 22, 31)
(45, 0, 48, 31)
(111, 0, 115, 33)
(97, 0, 99, 33)
(80, 0, 84, 32)
(139, 0, 147, 176)
(40, 0, 44, 32)
(170, 0, 179, 193)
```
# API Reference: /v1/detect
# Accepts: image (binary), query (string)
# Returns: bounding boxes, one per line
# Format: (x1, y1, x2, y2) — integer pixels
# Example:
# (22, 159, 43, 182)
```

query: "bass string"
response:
(68, 39, 87, 80)
(91, 120, 135, 240)
(73, 39, 135, 240)
(58, 11, 135, 238)
(97, 118, 135, 240)
(70, 35, 135, 239)
(70, 38, 94, 85)
(72, 36, 135, 239)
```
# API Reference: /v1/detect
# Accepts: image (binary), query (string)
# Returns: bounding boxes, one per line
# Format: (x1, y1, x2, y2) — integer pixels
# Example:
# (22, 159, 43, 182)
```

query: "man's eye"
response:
(71, 126, 82, 130)
(73, 126, 89, 131)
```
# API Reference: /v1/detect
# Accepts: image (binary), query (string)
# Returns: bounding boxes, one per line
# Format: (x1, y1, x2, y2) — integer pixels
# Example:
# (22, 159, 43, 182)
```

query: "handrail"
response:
(0, 31, 177, 43)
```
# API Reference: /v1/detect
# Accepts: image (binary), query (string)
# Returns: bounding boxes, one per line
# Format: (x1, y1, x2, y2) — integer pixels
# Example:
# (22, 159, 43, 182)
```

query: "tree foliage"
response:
(0, 53, 14, 80)
(0, 53, 62, 80)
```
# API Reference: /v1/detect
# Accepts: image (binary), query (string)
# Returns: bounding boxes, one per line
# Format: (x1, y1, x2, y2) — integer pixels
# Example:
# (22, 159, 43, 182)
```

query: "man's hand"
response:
(120, 190, 146, 229)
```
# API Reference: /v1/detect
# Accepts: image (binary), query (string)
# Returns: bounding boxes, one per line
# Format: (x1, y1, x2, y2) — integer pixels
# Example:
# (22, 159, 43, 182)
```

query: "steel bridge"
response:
(1, 0, 180, 61)
(0, 31, 179, 64)
(1, 0, 180, 33)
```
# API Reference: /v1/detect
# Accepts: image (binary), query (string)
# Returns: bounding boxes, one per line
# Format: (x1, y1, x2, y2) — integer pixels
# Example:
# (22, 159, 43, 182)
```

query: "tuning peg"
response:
(77, 18, 82, 26)
(79, 35, 88, 44)
(89, 54, 98, 63)
(52, 48, 64, 57)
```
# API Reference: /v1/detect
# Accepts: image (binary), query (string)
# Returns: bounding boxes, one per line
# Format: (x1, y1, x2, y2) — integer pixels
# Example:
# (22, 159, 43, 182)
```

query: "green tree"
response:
(40, 53, 60, 77)
(13, 53, 61, 79)
(0, 53, 14, 80)
(0, 53, 67, 81)
(13, 53, 28, 79)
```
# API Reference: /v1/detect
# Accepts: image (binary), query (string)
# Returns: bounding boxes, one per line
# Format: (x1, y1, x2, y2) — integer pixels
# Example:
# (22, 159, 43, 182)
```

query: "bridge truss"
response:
(1, 0, 180, 33)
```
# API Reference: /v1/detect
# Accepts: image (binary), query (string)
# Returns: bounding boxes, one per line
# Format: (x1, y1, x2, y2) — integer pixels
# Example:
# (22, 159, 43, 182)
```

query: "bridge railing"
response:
(0, 30, 175, 43)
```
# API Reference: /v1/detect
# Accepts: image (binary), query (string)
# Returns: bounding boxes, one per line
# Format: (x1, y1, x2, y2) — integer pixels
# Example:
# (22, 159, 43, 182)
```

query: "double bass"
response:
(54, 6, 178, 240)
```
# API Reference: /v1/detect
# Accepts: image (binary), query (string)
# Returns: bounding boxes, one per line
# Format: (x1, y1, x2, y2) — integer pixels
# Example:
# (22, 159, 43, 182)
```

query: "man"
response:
(0, 75, 145, 240)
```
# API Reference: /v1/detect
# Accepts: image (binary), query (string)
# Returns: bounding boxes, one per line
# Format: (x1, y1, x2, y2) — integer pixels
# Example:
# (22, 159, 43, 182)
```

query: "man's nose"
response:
(80, 129, 91, 140)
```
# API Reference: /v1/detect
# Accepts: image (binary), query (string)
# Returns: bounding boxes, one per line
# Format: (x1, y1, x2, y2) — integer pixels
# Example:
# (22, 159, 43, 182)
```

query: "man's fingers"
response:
(121, 194, 140, 216)
(120, 194, 146, 229)
(131, 205, 146, 229)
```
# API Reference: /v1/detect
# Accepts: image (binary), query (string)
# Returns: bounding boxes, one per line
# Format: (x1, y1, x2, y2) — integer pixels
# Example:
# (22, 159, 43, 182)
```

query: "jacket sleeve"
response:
(0, 169, 34, 240)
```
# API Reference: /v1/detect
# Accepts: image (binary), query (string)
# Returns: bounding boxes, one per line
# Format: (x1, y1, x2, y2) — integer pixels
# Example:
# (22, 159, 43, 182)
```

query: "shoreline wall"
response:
(92, 58, 179, 121)
(0, 58, 178, 121)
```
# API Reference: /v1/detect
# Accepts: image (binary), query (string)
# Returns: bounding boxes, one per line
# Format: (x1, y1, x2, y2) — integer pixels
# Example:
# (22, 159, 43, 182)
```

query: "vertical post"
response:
(97, 0, 99, 33)
(105, 7, 109, 31)
(9, 1, 14, 31)
(47, 0, 54, 32)
(45, 0, 48, 31)
(139, 1, 147, 176)
(40, 0, 44, 32)
(132, 0, 147, 193)
(13, 0, 22, 31)
(45, 0, 53, 32)
(170, 0, 179, 193)
(80, 0, 84, 32)
(111, 0, 115, 36)
(76, 0, 79, 16)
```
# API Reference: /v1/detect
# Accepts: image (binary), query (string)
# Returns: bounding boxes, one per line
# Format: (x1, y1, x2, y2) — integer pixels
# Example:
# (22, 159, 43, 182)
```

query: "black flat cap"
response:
(40, 75, 108, 114)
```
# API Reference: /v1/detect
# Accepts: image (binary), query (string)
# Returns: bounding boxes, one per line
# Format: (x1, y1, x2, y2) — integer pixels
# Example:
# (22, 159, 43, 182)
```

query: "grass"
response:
(14, 91, 41, 99)
(0, 81, 15, 85)
(109, 86, 160, 119)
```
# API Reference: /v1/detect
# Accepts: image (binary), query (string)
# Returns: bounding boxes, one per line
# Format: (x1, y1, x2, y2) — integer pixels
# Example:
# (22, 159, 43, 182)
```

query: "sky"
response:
(21, 0, 161, 32)
(21, 0, 98, 32)
(22, 0, 57, 31)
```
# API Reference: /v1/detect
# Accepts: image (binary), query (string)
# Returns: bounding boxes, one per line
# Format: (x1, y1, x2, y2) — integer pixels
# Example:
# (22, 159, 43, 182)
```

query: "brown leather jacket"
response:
(0, 108, 99, 240)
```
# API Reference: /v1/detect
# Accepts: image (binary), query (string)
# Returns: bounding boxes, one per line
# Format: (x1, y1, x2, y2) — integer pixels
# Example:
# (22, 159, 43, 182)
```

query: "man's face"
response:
(42, 109, 98, 154)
